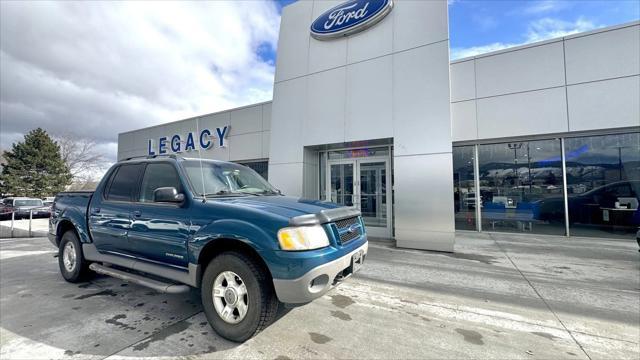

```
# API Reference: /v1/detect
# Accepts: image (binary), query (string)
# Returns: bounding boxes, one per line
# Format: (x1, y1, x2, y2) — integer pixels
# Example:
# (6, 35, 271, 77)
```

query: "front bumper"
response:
(272, 241, 367, 304)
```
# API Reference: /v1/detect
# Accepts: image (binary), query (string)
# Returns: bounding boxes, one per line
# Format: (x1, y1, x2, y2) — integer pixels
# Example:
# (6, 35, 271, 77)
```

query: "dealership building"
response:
(118, 0, 640, 252)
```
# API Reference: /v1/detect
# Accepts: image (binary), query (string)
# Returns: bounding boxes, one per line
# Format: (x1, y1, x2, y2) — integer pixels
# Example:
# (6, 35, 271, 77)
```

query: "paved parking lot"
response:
(1, 233, 638, 359)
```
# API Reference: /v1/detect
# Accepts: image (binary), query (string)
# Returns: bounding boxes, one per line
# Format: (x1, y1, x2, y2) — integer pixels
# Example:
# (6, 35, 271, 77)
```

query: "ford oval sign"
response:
(310, 0, 393, 40)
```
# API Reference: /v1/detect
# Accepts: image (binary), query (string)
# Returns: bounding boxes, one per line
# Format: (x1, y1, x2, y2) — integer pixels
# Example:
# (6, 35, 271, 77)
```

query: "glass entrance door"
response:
(329, 162, 354, 207)
(359, 161, 387, 228)
(327, 157, 391, 238)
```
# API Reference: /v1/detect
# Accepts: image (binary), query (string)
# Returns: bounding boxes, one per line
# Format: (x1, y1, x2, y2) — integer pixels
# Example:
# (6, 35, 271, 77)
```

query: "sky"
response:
(1, 0, 638, 177)
(449, 0, 639, 59)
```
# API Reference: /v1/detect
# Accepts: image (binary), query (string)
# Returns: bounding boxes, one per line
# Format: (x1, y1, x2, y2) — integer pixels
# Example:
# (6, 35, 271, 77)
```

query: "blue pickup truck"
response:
(49, 155, 367, 342)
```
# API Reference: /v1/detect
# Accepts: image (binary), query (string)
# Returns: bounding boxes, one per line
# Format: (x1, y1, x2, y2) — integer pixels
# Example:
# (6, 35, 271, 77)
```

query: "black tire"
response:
(201, 251, 278, 342)
(58, 230, 92, 283)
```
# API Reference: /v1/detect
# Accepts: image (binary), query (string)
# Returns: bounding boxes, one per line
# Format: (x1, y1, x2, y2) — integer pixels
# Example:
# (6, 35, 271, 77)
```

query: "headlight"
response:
(277, 225, 330, 251)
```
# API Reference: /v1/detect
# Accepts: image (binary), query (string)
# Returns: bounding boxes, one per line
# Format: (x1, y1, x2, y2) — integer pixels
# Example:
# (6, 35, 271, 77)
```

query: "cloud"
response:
(450, 42, 518, 61)
(525, 17, 597, 42)
(521, 0, 573, 15)
(0, 1, 281, 168)
(450, 17, 599, 60)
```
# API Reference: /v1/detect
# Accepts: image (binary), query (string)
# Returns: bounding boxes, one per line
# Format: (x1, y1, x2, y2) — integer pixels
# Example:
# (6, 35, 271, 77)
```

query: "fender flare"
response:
(56, 207, 91, 243)
(189, 218, 277, 265)
(188, 219, 279, 273)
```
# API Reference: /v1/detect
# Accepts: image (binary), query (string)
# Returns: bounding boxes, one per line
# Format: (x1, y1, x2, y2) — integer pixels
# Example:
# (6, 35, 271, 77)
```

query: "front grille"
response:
(334, 216, 358, 230)
(339, 229, 361, 243)
(333, 216, 362, 244)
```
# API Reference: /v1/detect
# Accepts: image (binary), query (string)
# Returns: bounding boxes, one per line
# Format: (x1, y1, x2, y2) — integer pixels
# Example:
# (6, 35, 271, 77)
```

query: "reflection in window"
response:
(565, 133, 640, 239)
(319, 152, 327, 201)
(453, 146, 477, 230)
(327, 147, 389, 160)
(139, 163, 181, 202)
(330, 163, 354, 207)
(236, 161, 268, 180)
(360, 161, 387, 227)
(478, 139, 566, 235)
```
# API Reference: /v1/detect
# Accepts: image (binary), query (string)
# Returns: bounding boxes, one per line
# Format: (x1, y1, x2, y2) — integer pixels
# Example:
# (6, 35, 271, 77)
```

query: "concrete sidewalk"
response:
(0, 218, 49, 238)
(0, 233, 638, 359)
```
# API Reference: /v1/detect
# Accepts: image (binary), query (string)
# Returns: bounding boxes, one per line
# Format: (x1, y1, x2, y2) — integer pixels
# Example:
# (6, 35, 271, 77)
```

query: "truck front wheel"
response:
(201, 251, 278, 342)
(58, 230, 92, 283)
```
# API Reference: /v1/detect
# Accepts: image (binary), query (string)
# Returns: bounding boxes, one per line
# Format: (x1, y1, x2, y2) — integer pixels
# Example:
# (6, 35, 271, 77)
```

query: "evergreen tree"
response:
(0, 128, 72, 197)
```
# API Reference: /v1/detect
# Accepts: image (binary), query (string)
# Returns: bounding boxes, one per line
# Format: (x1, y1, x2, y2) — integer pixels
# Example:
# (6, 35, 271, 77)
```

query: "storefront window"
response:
(478, 139, 566, 235)
(453, 146, 477, 230)
(565, 133, 640, 239)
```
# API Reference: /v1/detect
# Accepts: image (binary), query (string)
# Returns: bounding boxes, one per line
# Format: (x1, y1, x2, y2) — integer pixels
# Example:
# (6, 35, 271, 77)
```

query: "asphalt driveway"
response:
(1, 232, 638, 359)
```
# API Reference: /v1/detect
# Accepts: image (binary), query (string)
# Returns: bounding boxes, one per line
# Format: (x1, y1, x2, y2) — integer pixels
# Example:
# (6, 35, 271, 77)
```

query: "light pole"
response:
(527, 143, 532, 192)
(507, 142, 523, 183)
(508, 142, 524, 203)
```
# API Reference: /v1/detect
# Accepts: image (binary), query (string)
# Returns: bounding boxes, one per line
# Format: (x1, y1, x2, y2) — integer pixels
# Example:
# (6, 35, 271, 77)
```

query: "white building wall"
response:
(450, 21, 640, 142)
(269, 0, 454, 251)
(117, 102, 271, 162)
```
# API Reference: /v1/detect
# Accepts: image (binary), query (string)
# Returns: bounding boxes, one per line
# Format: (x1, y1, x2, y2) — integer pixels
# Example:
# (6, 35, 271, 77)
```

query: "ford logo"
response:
(347, 223, 360, 234)
(310, 0, 393, 40)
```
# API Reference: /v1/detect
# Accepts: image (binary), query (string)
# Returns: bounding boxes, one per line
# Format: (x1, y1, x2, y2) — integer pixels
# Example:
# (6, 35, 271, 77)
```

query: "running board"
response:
(82, 243, 200, 287)
(89, 263, 190, 294)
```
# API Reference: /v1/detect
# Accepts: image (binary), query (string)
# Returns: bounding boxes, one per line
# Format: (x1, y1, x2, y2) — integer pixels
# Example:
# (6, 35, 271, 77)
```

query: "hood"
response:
(215, 196, 341, 220)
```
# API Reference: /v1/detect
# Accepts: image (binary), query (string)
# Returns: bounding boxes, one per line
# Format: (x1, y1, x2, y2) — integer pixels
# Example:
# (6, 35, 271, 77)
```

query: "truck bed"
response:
(50, 191, 94, 245)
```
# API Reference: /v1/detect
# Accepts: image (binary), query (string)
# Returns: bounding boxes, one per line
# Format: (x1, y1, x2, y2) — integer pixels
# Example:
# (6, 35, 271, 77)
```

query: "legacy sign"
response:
(310, 0, 393, 40)
(148, 126, 229, 155)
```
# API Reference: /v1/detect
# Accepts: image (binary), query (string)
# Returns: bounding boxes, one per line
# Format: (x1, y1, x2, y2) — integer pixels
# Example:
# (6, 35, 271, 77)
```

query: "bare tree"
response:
(53, 133, 107, 183)
(66, 178, 100, 191)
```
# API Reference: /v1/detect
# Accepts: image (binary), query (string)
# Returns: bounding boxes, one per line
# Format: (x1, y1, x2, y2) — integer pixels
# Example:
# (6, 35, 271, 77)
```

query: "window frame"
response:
(453, 130, 639, 238)
(137, 162, 185, 205)
(102, 163, 146, 203)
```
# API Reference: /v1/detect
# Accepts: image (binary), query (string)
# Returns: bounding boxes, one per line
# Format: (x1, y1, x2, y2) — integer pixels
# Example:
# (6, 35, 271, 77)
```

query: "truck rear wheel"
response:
(58, 230, 92, 283)
(201, 251, 278, 342)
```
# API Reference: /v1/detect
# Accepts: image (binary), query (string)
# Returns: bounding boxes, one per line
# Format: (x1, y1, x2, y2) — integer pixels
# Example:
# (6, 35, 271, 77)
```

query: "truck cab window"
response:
(106, 164, 145, 201)
(139, 163, 181, 202)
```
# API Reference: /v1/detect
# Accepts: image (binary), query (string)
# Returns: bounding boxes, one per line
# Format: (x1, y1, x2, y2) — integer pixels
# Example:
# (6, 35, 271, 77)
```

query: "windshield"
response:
(182, 160, 278, 196)
(14, 199, 43, 207)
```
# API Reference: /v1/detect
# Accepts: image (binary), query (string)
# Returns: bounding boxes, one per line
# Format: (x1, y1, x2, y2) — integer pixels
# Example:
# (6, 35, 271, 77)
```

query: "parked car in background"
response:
(42, 197, 55, 214)
(1, 197, 50, 219)
(535, 180, 640, 228)
(0, 200, 12, 220)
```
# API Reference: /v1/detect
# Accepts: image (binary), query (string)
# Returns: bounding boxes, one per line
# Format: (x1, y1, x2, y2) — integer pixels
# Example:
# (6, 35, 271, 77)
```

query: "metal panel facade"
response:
(269, 0, 454, 251)
(116, 102, 271, 162)
(449, 21, 640, 143)
(116, 4, 638, 253)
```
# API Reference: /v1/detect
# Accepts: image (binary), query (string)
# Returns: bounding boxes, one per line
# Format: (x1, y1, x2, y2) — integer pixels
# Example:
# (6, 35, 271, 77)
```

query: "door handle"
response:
(90, 208, 101, 216)
(132, 210, 142, 218)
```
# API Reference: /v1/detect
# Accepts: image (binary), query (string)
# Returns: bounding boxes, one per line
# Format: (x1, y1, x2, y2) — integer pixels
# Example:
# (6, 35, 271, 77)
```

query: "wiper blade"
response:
(201, 190, 245, 197)
(202, 190, 261, 197)
(257, 190, 281, 195)
(237, 191, 261, 196)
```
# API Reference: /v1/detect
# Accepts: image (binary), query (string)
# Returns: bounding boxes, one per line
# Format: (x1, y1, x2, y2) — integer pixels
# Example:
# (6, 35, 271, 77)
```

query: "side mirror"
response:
(153, 187, 185, 203)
